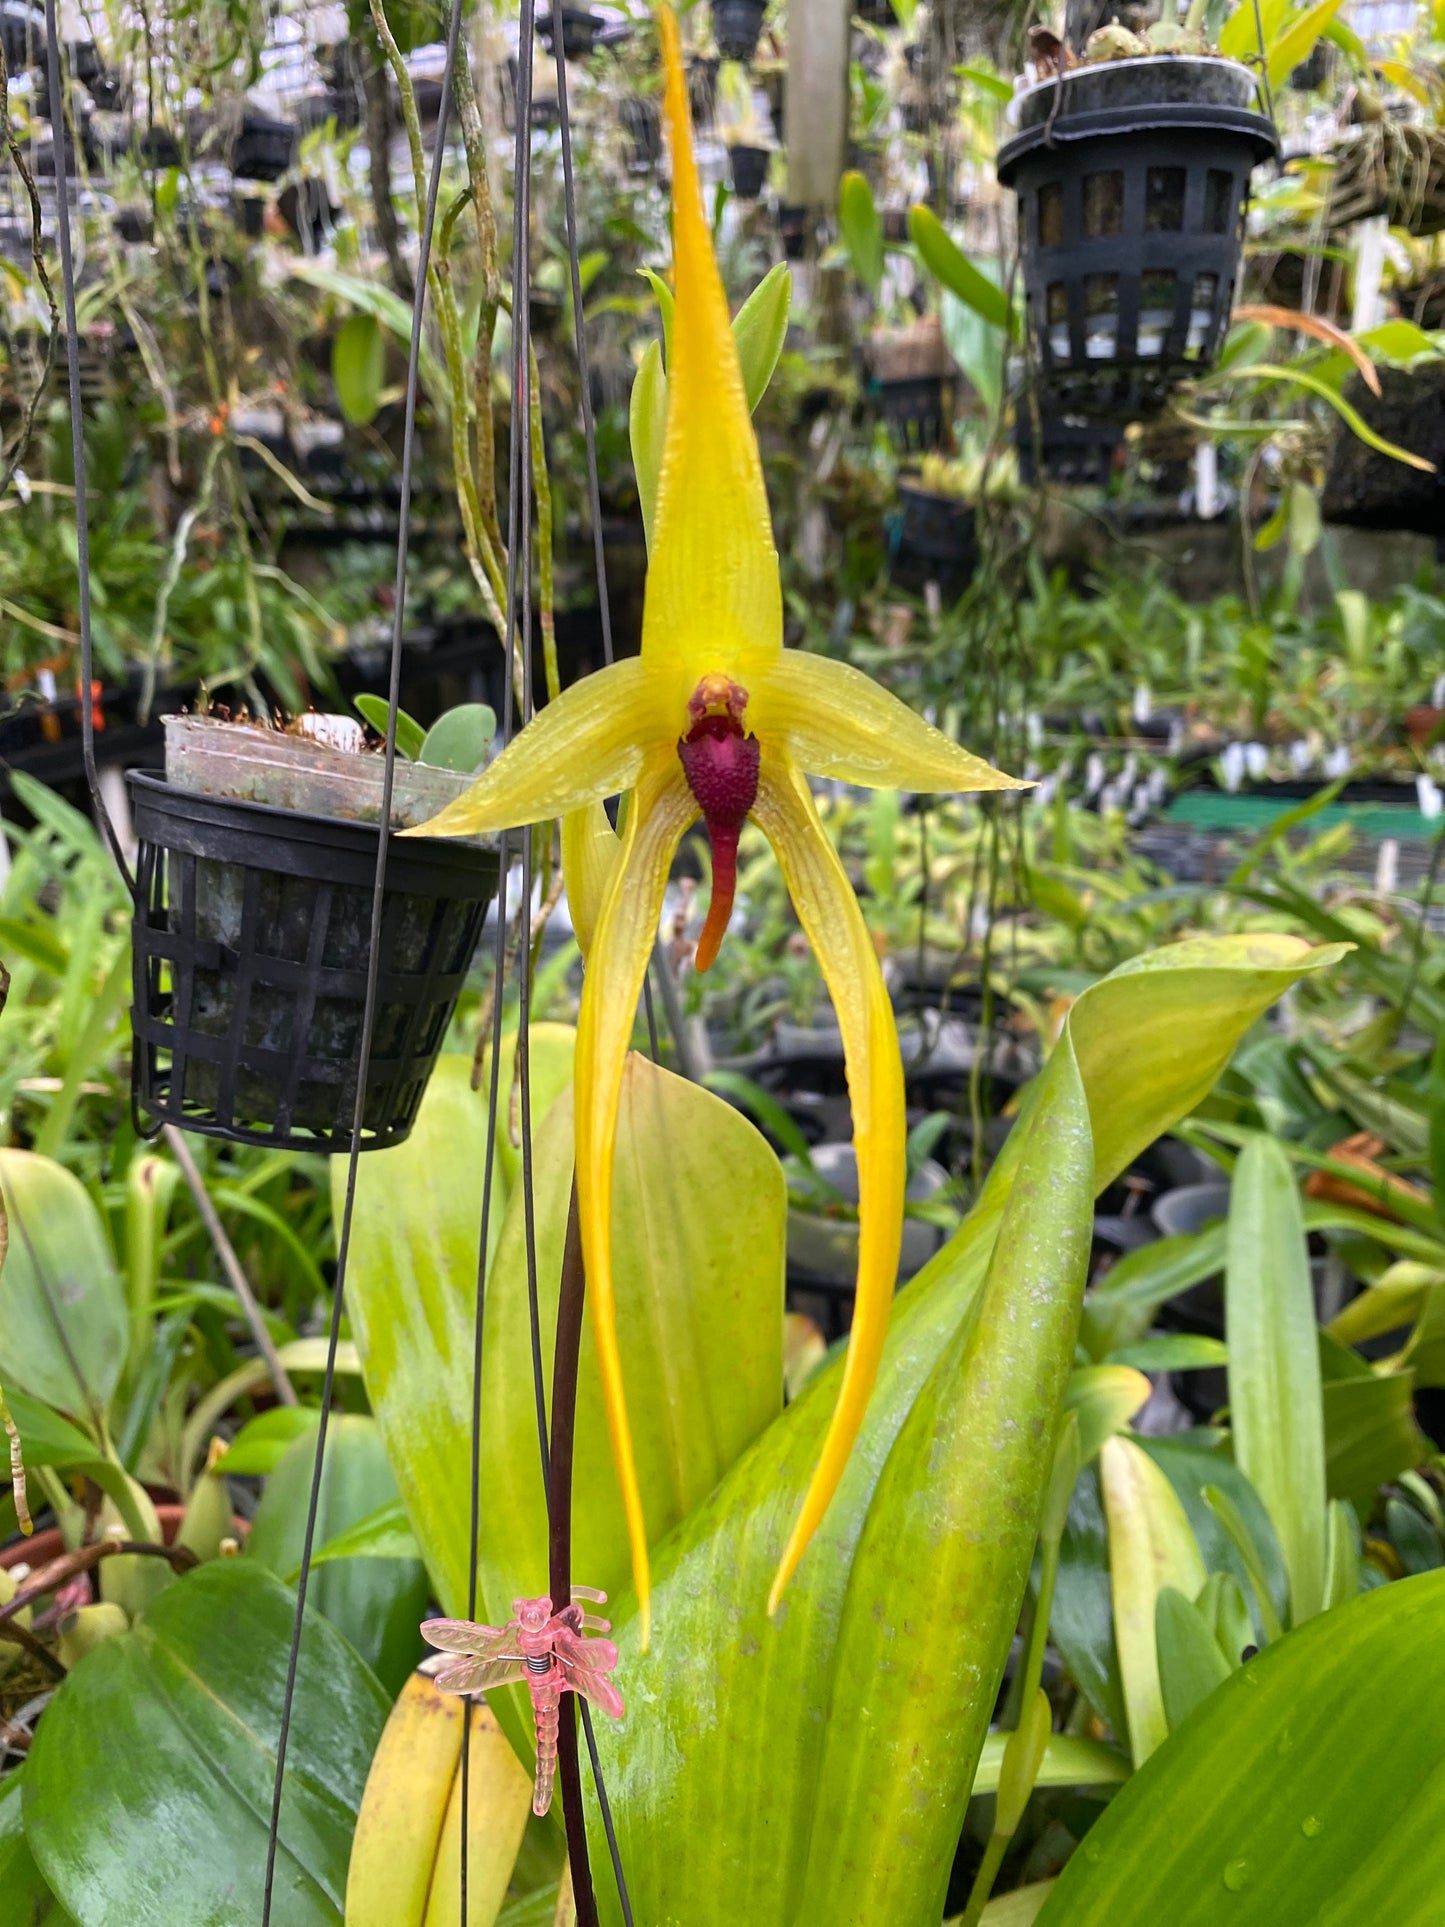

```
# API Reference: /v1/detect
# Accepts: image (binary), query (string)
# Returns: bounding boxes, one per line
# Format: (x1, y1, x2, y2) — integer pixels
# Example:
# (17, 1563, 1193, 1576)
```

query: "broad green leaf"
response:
(1220, 0, 1288, 61)
(0, 1774, 77, 1925)
(1101, 1435, 1207, 1765)
(1155, 1585, 1231, 1731)
(1109, 1335, 1228, 1371)
(1225, 1135, 1327, 1624)
(341, 1040, 785, 1636)
(217, 1404, 322, 1475)
(1081, 1226, 1227, 1355)
(245, 1414, 427, 1697)
(839, 169, 884, 295)
(0, 1151, 127, 1423)
(1265, 0, 1345, 85)
(309, 1497, 419, 1567)
(1142, 1438, 1289, 1642)
(908, 205, 1013, 334)
(24, 1563, 388, 1927)
(582, 936, 1341, 1927)
(1055, 1464, 1128, 1740)
(1064, 1364, 1151, 1464)
(354, 694, 427, 761)
(332, 311, 385, 425)
(1322, 1366, 1425, 1507)
(418, 703, 497, 773)
(290, 262, 448, 412)
(1037, 1572, 1445, 1925)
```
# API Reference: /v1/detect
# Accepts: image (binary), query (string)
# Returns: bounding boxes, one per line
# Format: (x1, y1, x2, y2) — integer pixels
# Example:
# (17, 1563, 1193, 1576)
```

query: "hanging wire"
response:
(257, 2, 466, 1917)
(39, 3, 134, 891)
(458, 10, 633, 1922)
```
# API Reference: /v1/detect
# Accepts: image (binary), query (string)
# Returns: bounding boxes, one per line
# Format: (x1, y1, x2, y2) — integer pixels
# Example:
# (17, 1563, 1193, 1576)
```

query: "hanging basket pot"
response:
(536, 8, 605, 59)
(1015, 402, 1124, 486)
(891, 480, 979, 597)
(728, 142, 770, 199)
(865, 316, 954, 453)
(230, 111, 295, 183)
(128, 722, 497, 1153)
(711, 0, 766, 63)
(997, 56, 1277, 418)
(1320, 365, 1445, 536)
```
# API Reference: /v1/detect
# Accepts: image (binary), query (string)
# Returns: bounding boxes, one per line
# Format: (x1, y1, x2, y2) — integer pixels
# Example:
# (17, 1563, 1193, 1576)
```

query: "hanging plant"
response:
(128, 704, 498, 1152)
(998, 13, 1280, 416)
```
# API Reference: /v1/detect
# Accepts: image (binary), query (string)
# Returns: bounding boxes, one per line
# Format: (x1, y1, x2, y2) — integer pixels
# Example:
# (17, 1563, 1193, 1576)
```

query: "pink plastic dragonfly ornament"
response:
(421, 1588, 625, 1817)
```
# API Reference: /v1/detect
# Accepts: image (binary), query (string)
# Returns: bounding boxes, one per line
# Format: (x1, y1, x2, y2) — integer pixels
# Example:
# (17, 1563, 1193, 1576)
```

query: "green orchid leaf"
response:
(839, 169, 884, 295)
(1064, 1363, 1151, 1464)
(1322, 1364, 1425, 1508)
(733, 262, 793, 412)
(1265, 0, 1345, 85)
(1141, 1438, 1289, 1643)
(245, 1414, 428, 1697)
(630, 337, 669, 549)
(1080, 1226, 1228, 1356)
(332, 311, 385, 426)
(354, 694, 427, 760)
(0, 1774, 77, 1925)
(216, 1405, 322, 1476)
(1109, 1334, 1229, 1372)
(1155, 1584, 1232, 1732)
(1225, 1135, 1328, 1624)
(971, 1732, 1129, 1795)
(1037, 1572, 1445, 1925)
(1229, 364, 1437, 471)
(1101, 1435, 1207, 1766)
(580, 935, 1342, 1927)
(418, 703, 497, 773)
(0, 1151, 127, 1424)
(908, 204, 1013, 335)
(306, 1498, 419, 1567)
(1055, 1463, 1128, 1740)
(289, 261, 448, 413)
(23, 1563, 388, 1927)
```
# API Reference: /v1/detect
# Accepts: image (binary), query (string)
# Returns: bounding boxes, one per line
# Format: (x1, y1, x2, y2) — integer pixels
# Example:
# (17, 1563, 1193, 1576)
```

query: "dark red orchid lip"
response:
(677, 678, 759, 972)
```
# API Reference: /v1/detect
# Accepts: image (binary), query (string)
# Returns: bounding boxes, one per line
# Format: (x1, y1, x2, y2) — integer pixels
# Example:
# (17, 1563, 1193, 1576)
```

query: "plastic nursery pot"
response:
(866, 316, 954, 454)
(536, 7, 604, 58)
(892, 481, 980, 598)
(127, 720, 498, 1154)
(231, 111, 295, 182)
(1320, 365, 1445, 536)
(620, 95, 661, 169)
(711, 0, 766, 63)
(1014, 401, 1125, 486)
(997, 56, 1278, 417)
(786, 1142, 949, 1290)
(728, 142, 771, 200)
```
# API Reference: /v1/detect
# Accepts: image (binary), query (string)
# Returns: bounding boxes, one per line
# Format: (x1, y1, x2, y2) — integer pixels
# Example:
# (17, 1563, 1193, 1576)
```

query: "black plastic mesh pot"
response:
(231, 113, 295, 182)
(891, 485, 978, 597)
(128, 774, 498, 1152)
(712, 0, 765, 62)
(1015, 406, 1124, 487)
(998, 65, 1278, 417)
(728, 143, 770, 200)
(1321, 366, 1445, 535)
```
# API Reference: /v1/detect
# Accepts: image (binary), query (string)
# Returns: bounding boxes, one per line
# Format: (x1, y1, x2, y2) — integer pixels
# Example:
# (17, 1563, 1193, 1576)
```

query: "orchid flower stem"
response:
(548, 1183, 599, 1927)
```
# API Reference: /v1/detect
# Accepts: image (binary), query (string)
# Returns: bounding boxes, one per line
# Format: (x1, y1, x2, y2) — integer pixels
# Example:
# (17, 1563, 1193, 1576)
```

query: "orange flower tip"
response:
(678, 675, 757, 975)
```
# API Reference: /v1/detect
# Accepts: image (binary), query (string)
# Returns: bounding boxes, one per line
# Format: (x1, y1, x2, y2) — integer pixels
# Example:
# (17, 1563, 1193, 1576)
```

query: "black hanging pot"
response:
(891, 481, 979, 597)
(537, 7, 604, 58)
(1320, 365, 1445, 536)
(997, 56, 1278, 417)
(1015, 402, 1124, 486)
(231, 111, 295, 183)
(621, 95, 661, 168)
(866, 317, 953, 454)
(712, 0, 766, 63)
(127, 736, 497, 1153)
(728, 143, 770, 200)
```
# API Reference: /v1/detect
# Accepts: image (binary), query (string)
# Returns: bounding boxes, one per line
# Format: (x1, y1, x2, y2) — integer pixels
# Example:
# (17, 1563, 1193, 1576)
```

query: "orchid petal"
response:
(575, 747, 698, 1647)
(756, 651, 1031, 795)
(750, 749, 906, 1612)
(406, 657, 661, 840)
(560, 801, 621, 960)
(644, 8, 781, 714)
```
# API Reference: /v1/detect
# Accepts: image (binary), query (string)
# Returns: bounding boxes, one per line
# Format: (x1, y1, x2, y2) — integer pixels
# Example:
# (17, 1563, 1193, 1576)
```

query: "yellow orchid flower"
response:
(411, 2, 1024, 1644)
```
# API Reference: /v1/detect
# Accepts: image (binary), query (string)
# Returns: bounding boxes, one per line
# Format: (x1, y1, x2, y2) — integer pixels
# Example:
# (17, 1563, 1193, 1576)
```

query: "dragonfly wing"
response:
(421, 1616, 517, 1656)
(434, 1654, 529, 1695)
(565, 1663, 625, 1721)
(554, 1625, 619, 1675)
